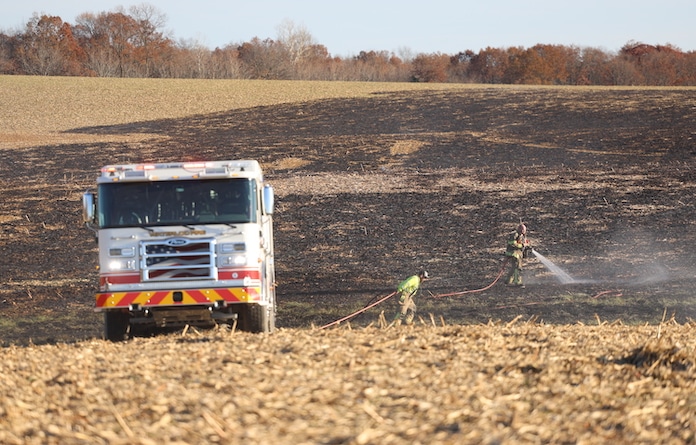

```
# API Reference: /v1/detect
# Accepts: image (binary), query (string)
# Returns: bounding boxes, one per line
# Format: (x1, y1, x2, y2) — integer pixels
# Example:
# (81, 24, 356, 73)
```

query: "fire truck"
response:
(82, 160, 276, 340)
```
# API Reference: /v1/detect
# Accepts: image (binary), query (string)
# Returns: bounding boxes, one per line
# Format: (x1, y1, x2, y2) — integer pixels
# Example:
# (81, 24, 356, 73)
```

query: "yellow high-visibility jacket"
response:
(397, 275, 421, 296)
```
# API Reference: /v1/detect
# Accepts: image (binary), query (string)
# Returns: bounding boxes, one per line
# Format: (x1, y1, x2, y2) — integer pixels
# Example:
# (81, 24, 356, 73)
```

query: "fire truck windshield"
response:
(98, 178, 257, 228)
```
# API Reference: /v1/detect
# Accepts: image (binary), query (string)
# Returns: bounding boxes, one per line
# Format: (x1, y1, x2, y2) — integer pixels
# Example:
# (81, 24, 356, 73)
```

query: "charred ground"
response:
(1, 86, 695, 344)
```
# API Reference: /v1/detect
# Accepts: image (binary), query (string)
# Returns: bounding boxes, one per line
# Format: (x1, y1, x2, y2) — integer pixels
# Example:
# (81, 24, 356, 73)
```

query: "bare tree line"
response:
(1, 6, 695, 85)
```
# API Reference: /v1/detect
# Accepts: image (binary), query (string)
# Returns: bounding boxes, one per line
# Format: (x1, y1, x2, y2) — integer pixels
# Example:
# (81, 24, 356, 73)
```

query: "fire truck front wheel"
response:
(104, 310, 130, 341)
(240, 303, 275, 333)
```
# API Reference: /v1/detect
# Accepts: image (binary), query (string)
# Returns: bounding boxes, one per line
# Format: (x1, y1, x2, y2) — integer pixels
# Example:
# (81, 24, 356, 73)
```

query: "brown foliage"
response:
(237, 37, 291, 79)
(2, 8, 696, 84)
(411, 53, 450, 82)
(15, 14, 86, 76)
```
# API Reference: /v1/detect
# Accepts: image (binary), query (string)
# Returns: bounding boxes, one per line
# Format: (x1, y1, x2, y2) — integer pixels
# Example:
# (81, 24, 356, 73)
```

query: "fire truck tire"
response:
(104, 310, 130, 341)
(241, 303, 275, 333)
(248, 304, 268, 333)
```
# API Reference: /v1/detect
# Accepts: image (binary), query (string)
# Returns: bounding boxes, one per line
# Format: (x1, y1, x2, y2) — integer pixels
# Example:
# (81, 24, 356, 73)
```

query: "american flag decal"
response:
(142, 238, 216, 281)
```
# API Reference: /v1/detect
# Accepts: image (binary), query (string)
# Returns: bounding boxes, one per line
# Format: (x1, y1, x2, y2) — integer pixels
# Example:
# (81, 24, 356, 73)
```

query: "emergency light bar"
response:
(97, 160, 261, 183)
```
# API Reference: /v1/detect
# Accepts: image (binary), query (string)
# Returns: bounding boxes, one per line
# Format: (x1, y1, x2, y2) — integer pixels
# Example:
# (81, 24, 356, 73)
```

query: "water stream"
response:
(531, 249, 577, 284)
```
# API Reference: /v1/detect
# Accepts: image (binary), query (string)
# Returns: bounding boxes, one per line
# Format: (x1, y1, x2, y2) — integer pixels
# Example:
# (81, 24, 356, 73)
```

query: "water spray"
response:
(531, 249, 577, 284)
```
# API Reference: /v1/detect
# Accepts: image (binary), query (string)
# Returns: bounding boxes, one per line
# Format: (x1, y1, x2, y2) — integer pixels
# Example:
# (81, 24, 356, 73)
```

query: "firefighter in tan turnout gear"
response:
(393, 270, 429, 325)
(505, 223, 532, 287)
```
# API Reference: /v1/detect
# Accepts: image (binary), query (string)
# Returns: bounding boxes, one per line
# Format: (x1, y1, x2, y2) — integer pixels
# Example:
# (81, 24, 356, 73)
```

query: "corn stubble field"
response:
(1, 76, 695, 443)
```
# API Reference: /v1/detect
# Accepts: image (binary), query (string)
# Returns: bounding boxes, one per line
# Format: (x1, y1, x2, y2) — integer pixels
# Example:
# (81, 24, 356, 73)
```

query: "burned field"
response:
(0, 82, 695, 443)
(3, 85, 695, 339)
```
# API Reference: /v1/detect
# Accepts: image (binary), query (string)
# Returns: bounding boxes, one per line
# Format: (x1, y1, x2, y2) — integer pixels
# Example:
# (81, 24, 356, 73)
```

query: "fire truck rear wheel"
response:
(104, 310, 130, 341)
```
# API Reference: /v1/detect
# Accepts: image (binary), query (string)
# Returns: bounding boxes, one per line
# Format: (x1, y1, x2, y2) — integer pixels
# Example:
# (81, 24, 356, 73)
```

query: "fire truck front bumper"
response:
(95, 287, 262, 310)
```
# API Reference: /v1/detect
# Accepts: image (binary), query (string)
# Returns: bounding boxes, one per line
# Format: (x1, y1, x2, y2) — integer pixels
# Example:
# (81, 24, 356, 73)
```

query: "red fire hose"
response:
(319, 291, 396, 329)
(320, 259, 511, 329)
(431, 258, 509, 299)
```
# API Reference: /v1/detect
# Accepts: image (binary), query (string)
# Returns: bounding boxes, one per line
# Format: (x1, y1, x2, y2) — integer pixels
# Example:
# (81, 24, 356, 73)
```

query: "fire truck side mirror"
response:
(263, 185, 274, 215)
(82, 192, 96, 223)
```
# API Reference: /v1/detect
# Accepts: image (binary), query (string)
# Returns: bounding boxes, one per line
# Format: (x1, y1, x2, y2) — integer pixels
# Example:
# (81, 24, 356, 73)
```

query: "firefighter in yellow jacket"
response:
(505, 224, 531, 287)
(393, 270, 429, 325)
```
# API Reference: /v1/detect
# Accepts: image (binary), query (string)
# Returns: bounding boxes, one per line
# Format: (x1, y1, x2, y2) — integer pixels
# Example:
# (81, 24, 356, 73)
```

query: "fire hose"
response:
(430, 257, 510, 299)
(318, 255, 626, 329)
(319, 291, 396, 329)
(320, 259, 512, 329)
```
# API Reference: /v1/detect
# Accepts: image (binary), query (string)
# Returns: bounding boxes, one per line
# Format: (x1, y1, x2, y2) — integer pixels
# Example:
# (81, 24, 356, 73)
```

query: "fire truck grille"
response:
(141, 238, 216, 281)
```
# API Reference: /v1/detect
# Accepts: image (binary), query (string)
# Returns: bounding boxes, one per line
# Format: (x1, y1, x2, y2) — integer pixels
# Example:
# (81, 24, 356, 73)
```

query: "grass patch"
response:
(0, 309, 102, 347)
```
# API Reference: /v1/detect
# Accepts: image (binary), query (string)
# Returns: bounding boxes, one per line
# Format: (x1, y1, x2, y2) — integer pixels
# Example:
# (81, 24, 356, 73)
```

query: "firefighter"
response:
(505, 223, 531, 287)
(393, 270, 429, 325)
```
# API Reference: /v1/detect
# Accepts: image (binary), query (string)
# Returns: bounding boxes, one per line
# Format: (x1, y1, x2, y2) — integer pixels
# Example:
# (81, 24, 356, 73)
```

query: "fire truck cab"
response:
(83, 160, 276, 340)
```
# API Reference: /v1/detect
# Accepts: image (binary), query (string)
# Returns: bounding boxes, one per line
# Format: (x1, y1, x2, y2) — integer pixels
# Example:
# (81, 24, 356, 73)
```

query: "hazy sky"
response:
(3, 0, 694, 57)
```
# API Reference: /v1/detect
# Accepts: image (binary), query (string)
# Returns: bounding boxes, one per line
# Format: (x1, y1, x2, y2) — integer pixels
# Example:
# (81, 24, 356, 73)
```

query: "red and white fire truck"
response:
(82, 160, 276, 340)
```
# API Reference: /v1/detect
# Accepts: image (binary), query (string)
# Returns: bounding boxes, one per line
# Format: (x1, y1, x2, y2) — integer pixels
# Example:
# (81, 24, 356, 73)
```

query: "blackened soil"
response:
(1, 87, 695, 344)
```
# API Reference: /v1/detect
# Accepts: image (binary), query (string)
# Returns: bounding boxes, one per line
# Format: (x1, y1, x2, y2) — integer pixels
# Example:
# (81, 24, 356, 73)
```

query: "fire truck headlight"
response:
(221, 255, 247, 266)
(108, 259, 136, 271)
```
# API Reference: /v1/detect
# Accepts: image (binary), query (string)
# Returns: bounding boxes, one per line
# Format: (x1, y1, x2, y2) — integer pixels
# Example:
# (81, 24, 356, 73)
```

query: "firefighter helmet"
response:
(517, 224, 527, 235)
(420, 270, 430, 279)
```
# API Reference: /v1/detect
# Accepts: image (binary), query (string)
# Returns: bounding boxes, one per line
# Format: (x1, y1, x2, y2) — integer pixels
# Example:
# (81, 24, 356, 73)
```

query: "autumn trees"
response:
(11, 14, 86, 76)
(0, 6, 174, 78)
(1, 7, 694, 85)
(72, 5, 174, 77)
(415, 43, 696, 86)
